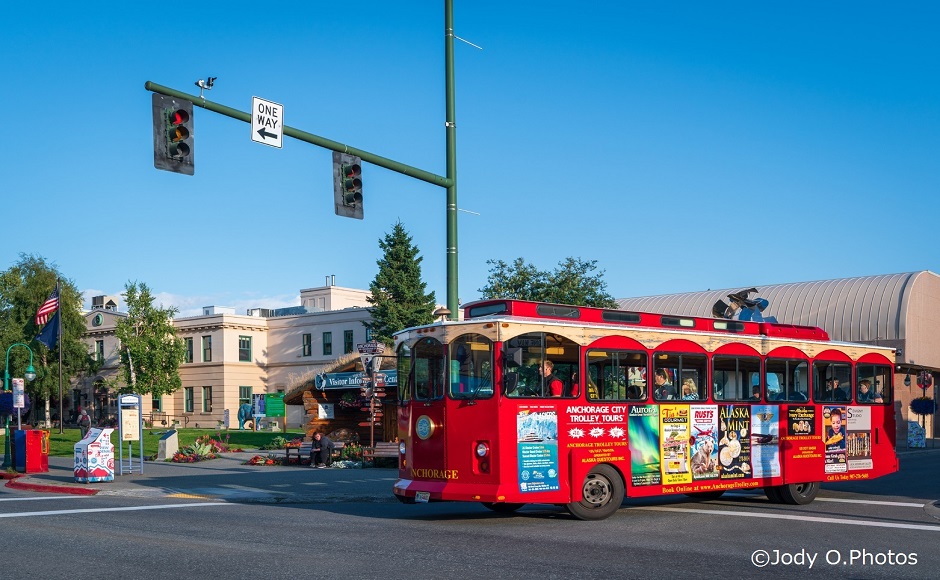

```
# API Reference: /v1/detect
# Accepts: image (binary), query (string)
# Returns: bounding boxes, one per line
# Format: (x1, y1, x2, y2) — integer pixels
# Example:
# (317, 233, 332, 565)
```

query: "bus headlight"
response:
(475, 442, 490, 457)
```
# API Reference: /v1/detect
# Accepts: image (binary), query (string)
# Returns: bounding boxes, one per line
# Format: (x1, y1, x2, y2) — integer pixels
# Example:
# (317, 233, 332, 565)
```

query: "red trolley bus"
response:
(392, 299, 899, 520)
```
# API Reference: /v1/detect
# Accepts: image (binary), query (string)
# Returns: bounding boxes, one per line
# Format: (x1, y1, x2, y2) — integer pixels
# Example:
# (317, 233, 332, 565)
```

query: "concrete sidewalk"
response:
(4, 452, 399, 503)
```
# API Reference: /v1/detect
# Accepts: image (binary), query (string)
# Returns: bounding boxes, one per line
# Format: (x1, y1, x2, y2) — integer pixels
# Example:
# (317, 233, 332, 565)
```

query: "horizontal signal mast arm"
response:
(144, 81, 453, 189)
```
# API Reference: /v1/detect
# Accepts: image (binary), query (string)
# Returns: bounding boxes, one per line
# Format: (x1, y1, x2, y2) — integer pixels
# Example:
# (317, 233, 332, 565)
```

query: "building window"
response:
(202, 386, 213, 412)
(239, 386, 252, 406)
(202, 336, 212, 362)
(184, 387, 194, 413)
(184, 337, 194, 363)
(238, 336, 252, 362)
(323, 332, 332, 356)
(344, 330, 354, 354)
(302, 333, 312, 357)
(152, 394, 162, 412)
(95, 340, 104, 362)
(366, 328, 373, 341)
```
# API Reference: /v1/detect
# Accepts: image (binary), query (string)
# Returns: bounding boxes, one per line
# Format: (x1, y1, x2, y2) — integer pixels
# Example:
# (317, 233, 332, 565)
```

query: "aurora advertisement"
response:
(628, 405, 660, 486)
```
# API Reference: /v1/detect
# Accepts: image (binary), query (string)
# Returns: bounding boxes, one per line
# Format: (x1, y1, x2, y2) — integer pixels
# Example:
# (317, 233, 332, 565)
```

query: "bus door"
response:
(405, 337, 447, 475)
(446, 333, 498, 483)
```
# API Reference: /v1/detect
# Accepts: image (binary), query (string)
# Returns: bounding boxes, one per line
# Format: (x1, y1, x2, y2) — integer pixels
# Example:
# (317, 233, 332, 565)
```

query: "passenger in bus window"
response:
(681, 379, 699, 400)
(750, 385, 761, 401)
(831, 378, 849, 402)
(568, 371, 581, 398)
(539, 360, 564, 397)
(856, 380, 883, 403)
(653, 369, 674, 400)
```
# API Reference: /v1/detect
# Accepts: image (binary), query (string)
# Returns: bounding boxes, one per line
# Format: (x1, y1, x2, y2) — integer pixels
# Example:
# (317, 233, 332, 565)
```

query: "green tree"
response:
(366, 221, 437, 344)
(114, 282, 186, 396)
(0, 254, 90, 422)
(479, 257, 618, 308)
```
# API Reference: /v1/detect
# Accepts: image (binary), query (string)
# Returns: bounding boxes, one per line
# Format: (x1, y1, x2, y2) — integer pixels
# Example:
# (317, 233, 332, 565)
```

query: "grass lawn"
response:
(36, 428, 306, 457)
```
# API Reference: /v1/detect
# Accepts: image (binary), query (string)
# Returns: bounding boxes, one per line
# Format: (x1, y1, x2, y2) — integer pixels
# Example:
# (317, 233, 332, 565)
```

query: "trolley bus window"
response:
(397, 343, 412, 403)
(653, 353, 707, 400)
(586, 350, 647, 401)
(413, 338, 445, 401)
(856, 365, 891, 404)
(503, 332, 579, 398)
(814, 362, 851, 402)
(713, 356, 761, 401)
(449, 334, 494, 399)
(765, 359, 809, 401)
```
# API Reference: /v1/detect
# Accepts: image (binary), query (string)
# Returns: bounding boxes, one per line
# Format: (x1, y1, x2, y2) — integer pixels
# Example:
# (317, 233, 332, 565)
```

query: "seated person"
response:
(627, 384, 643, 400)
(538, 360, 564, 397)
(750, 385, 761, 401)
(856, 379, 884, 403)
(680, 378, 699, 400)
(831, 378, 850, 401)
(652, 369, 674, 400)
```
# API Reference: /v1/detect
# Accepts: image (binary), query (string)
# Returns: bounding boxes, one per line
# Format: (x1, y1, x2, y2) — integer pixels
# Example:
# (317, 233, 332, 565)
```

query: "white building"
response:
(78, 282, 373, 428)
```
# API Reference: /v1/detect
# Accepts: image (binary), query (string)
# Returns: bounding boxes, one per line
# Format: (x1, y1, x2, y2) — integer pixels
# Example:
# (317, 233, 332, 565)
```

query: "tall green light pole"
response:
(3, 343, 37, 468)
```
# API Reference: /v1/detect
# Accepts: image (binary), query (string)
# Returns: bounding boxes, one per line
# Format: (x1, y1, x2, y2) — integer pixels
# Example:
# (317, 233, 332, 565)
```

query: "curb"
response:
(5, 478, 99, 496)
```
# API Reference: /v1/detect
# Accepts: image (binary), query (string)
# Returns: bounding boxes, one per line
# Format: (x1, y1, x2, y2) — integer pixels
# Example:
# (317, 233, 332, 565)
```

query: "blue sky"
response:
(2, 2, 937, 316)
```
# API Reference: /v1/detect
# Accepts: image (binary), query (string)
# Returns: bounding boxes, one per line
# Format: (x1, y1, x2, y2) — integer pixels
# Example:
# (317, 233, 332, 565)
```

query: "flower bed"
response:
(243, 454, 282, 466)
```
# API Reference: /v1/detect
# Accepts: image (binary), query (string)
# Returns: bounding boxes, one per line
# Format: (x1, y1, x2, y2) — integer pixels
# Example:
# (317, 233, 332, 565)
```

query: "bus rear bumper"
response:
(393, 478, 510, 504)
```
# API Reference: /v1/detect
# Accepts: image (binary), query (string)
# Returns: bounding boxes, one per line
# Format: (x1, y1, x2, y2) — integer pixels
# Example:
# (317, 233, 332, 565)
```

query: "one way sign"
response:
(251, 96, 283, 148)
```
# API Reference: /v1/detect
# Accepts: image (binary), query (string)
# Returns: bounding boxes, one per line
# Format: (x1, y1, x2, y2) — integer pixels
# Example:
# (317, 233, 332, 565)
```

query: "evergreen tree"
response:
(367, 222, 436, 344)
(114, 281, 186, 396)
(0, 254, 89, 423)
(479, 257, 617, 308)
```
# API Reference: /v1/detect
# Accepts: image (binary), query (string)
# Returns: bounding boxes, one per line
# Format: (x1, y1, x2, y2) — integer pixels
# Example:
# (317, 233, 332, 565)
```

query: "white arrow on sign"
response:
(251, 96, 284, 148)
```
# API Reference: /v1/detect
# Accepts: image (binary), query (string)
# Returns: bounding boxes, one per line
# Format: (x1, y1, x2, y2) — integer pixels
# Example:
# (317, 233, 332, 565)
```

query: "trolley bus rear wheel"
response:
(776, 482, 820, 505)
(481, 502, 524, 514)
(567, 464, 624, 521)
(764, 485, 783, 503)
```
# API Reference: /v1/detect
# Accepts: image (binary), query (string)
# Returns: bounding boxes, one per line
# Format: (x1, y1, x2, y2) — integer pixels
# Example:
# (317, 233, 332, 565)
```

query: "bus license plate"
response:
(415, 492, 430, 503)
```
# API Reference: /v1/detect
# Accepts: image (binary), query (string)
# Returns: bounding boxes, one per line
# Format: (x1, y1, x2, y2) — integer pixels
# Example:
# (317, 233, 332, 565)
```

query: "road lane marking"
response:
(634, 506, 940, 532)
(0, 502, 235, 519)
(725, 493, 926, 508)
(815, 498, 926, 508)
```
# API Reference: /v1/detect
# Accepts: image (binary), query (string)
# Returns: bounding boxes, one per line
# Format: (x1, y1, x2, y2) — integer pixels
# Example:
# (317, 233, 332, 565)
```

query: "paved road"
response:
(1, 450, 937, 579)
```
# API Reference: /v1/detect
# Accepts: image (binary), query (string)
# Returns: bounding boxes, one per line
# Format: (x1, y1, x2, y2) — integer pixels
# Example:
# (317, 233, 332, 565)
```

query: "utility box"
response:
(13, 430, 49, 473)
(74, 428, 115, 483)
(157, 430, 179, 460)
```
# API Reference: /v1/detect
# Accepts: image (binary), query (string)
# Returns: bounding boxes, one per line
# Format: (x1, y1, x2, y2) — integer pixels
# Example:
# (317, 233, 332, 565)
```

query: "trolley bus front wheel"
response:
(774, 481, 820, 505)
(567, 464, 624, 521)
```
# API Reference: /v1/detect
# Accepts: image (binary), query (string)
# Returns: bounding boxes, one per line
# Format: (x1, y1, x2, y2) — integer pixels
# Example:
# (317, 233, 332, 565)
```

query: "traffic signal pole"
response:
(444, 0, 459, 322)
(144, 81, 452, 190)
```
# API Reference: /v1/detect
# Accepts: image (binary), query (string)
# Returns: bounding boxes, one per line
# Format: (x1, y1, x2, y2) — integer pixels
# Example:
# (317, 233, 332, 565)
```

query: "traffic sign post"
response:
(251, 96, 283, 148)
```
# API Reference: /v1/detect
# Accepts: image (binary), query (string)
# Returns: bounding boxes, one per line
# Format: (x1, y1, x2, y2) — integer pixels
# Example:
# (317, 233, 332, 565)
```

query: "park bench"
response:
(363, 442, 399, 463)
(283, 441, 345, 465)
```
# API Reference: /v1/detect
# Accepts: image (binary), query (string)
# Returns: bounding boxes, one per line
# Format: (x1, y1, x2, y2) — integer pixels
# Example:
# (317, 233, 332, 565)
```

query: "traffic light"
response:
(333, 151, 363, 219)
(152, 94, 194, 175)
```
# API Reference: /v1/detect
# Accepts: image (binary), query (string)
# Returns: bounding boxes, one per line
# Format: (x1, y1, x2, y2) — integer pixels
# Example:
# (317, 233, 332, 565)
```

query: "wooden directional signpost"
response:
(358, 341, 387, 446)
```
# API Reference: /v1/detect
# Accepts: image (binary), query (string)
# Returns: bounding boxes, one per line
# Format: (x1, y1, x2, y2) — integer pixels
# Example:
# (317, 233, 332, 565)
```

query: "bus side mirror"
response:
(503, 373, 518, 394)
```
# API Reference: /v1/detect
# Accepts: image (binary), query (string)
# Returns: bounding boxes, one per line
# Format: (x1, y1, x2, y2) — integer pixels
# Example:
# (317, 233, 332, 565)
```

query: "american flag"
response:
(35, 287, 59, 326)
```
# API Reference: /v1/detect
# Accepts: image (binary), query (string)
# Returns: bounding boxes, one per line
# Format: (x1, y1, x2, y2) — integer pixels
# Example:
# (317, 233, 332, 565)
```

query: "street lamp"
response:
(3, 343, 37, 468)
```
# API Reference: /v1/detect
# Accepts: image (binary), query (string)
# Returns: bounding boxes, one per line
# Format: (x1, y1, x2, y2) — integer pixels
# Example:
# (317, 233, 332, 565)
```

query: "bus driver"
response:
(539, 360, 564, 397)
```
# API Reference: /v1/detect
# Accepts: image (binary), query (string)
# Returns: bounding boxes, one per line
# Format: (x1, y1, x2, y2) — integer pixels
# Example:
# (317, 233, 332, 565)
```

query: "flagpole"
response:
(57, 279, 63, 435)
